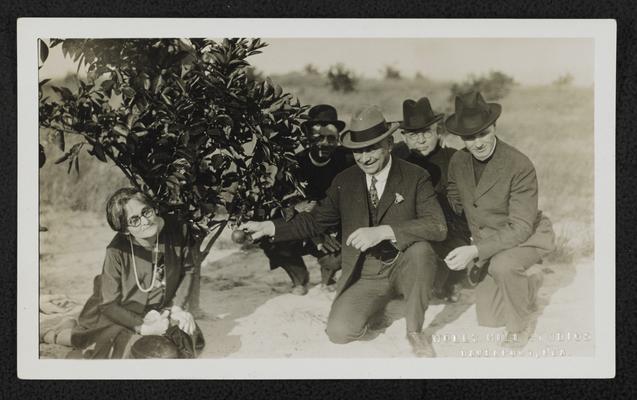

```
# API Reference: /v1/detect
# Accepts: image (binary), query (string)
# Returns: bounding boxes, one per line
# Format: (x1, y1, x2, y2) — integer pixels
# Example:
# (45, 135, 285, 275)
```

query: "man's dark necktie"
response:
(369, 176, 379, 209)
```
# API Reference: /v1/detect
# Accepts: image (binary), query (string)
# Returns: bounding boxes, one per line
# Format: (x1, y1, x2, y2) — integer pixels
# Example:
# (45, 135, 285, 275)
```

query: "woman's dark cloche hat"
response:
(444, 91, 502, 136)
(340, 105, 399, 150)
(300, 104, 346, 133)
(399, 97, 444, 131)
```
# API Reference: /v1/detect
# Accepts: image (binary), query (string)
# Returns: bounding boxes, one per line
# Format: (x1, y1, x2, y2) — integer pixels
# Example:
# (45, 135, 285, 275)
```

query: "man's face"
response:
(402, 125, 439, 157)
(461, 124, 497, 161)
(352, 137, 393, 175)
(309, 124, 339, 160)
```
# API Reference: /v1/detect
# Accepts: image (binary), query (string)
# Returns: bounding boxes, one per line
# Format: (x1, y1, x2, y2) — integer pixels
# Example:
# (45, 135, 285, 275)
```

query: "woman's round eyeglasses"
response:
(127, 206, 156, 228)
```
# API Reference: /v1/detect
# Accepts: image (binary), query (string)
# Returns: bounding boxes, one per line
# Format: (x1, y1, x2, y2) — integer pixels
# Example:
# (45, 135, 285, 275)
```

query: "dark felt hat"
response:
(300, 104, 346, 134)
(445, 92, 501, 136)
(399, 97, 444, 131)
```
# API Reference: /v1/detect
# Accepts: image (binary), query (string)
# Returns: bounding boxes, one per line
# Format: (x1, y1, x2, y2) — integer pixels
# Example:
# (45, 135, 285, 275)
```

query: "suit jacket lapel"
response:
(474, 141, 504, 200)
(352, 167, 371, 228)
(465, 150, 477, 194)
(377, 158, 402, 223)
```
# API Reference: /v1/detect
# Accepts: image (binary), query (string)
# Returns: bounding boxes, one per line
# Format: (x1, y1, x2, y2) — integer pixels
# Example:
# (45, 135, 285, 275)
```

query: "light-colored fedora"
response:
(341, 105, 399, 149)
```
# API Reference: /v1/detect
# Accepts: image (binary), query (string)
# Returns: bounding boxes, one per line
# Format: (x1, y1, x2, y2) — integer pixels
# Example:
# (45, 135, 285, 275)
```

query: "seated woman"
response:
(41, 187, 199, 358)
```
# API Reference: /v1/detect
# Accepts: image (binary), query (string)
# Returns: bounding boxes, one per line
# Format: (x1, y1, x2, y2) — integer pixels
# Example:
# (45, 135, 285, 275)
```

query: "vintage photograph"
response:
(18, 18, 616, 378)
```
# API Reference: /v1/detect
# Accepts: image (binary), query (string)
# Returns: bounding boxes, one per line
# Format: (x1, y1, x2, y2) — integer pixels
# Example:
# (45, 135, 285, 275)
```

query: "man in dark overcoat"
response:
(394, 97, 472, 301)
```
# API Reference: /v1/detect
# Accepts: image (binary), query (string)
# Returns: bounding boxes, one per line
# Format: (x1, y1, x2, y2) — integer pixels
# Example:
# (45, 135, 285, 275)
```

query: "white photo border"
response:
(17, 18, 616, 379)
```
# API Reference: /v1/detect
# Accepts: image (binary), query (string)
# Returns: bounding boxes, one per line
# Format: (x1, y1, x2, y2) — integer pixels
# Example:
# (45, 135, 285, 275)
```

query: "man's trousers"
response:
(325, 241, 438, 343)
(475, 246, 541, 333)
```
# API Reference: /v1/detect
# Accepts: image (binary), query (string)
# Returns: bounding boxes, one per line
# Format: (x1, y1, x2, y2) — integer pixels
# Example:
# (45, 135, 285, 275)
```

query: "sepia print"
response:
(18, 19, 615, 378)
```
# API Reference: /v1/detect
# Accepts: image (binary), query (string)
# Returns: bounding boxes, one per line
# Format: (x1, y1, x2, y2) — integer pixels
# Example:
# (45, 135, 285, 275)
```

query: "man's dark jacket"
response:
(273, 157, 447, 295)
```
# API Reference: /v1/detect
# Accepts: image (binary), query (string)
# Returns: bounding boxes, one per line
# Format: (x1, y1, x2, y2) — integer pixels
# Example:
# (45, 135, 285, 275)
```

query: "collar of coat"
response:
(353, 156, 404, 223)
(461, 137, 508, 200)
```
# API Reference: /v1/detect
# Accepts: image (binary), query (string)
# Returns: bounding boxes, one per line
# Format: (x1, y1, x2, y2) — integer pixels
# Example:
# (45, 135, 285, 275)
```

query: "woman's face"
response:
(124, 198, 162, 240)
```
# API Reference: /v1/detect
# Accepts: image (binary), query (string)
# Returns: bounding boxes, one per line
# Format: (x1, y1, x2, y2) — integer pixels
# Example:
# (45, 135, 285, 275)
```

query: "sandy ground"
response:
(39, 209, 595, 359)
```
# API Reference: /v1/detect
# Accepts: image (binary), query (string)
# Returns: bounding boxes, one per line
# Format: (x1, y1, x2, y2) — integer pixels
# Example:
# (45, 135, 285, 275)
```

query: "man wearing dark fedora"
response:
(444, 91, 555, 348)
(241, 105, 447, 357)
(396, 97, 472, 302)
(259, 104, 353, 295)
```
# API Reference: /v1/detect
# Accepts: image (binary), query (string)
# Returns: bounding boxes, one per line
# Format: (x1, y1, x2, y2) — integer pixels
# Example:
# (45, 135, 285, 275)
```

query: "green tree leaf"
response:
(39, 40, 49, 64)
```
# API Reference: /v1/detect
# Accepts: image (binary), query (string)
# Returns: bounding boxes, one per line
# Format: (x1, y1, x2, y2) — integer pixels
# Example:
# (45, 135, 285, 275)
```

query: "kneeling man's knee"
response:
(488, 253, 523, 280)
(404, 241, 435, 258)
(325, 318, 365, 344)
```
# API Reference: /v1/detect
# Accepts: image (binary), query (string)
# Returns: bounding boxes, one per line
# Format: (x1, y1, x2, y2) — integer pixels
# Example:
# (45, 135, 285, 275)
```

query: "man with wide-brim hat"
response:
(443, 91, 555, 348)
(241, 105, 447, 357)
(394, 97, 472, 303)
(260, 104, 353, 295)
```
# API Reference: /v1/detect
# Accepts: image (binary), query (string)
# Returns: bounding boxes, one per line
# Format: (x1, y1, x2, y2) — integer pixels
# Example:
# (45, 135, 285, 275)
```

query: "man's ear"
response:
(386, 135, 395, 150)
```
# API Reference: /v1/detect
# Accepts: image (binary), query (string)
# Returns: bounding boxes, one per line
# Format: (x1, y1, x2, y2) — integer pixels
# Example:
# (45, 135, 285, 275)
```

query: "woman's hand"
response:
(139, 310, 170, 335)
(170, 306, 196, 335)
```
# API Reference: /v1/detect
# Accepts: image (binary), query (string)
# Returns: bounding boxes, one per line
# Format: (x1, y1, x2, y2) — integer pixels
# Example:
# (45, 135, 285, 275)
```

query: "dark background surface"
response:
(2, 0, 634, 398)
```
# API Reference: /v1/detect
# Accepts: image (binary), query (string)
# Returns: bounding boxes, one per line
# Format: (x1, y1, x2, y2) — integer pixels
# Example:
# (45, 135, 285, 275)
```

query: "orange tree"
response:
(39, 38, 309, 250)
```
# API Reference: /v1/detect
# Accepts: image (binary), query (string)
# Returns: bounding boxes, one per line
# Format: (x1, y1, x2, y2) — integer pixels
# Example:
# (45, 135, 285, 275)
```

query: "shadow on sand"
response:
(366, 259, 578, 342)
(39, 250, 579, 358)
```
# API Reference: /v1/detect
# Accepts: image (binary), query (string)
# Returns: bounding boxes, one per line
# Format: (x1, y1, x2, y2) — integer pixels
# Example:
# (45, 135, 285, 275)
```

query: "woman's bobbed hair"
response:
(105, 187, 154, 233)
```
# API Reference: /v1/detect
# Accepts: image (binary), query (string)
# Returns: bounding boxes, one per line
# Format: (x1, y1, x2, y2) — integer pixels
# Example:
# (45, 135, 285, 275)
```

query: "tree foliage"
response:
(553, 73, 574, 87)
(450, 70, 516, 101)
(326, 63, 357, 93)
(383, 65, 401, 80)
(39, 38, 309, 239)
(303, 64, 320, 75)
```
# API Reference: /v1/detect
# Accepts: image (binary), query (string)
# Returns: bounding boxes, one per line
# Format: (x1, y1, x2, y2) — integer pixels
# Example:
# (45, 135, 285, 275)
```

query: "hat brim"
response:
(301, 120, 346, 134)
(444, 104, 501, 136)
(399, 113, 444, 132)
(340, 121, 400, 150)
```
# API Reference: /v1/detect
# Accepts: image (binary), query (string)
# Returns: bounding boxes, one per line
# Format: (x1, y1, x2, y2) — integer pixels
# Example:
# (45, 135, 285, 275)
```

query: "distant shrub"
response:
(553, 73, 574, 87)
(414, 71, 426, 80)
(450, 70, 516, 101)
(383, 65, 401, 80)
(326, 63, 358, 93)
(303, 64, 320, 75)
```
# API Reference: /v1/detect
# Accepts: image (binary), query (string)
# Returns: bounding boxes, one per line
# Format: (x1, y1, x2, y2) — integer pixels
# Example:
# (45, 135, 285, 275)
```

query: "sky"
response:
(40, 38, 593, 86)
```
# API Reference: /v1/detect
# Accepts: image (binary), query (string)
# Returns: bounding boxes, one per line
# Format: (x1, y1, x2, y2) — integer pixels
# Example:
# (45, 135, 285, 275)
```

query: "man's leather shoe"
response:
(291, 285, 308, 296)
(501, 319, 537, 349)
(407, 332, 436, 357)
(320, 283, 337, 293)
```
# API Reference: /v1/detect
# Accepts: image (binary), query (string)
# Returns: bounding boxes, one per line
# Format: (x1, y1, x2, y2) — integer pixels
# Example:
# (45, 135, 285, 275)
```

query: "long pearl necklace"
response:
(128, 233, 160, 293)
